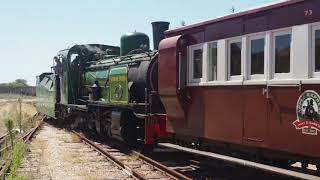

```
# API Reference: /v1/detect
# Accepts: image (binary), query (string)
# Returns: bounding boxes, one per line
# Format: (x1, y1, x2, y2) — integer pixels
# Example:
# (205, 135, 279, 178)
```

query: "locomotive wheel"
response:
(104, 112, 112, 138)
(95, 119, 101, 134)
(105, 123, 112, 138)
(120, 120, 137, 145)
(71, 115, 85, 130)
(101, 115, 112, 138)
(120, 112, 138, 145)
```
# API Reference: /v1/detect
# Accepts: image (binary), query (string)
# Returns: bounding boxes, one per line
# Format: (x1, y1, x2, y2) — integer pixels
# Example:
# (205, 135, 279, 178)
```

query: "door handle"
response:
(262, 87, 270, 99)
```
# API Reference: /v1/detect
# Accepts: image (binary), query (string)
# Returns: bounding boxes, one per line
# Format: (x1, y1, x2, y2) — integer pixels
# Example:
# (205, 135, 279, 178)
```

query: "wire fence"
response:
(0, 87, 36, 96)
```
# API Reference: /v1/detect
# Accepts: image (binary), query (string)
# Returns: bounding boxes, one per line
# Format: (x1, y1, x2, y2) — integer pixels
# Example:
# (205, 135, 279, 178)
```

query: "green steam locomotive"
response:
(36, 22, 169, 145)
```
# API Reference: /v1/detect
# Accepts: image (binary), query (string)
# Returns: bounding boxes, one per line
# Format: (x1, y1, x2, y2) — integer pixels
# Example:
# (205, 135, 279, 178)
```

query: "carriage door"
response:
(243, 35, 268, 147)
(243, 87, 268, 147)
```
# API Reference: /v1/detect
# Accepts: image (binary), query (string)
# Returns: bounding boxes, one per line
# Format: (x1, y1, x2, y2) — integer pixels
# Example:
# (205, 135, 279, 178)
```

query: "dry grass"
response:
(127, 152, 139, 161)
(20, 103, 37, 117)
(70, 133, 81, 143)
(0, 101, 37, 135)
(0, 93, 35, 100)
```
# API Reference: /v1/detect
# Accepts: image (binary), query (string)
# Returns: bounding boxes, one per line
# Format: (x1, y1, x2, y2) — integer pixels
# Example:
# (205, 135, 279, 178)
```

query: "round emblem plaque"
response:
(114, 84, 123, 100)
(293, 90, 320, 135)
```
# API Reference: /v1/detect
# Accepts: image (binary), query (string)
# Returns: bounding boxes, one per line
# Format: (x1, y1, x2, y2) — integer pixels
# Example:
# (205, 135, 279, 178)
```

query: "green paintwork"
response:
(36, 74, 56, 118)
(120, 32, 150, 56)
(54, 44, 155, 107)
(60, 57, 70, 105)
(84, 70, 109, 102)
(60, 54, 79, 105)
(82, 52, 155, 105)
(109, 66, 128, 104)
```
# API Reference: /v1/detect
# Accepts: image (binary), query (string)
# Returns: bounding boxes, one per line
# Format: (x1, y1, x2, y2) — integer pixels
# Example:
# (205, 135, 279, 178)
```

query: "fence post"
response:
(18, 98, 22, 134)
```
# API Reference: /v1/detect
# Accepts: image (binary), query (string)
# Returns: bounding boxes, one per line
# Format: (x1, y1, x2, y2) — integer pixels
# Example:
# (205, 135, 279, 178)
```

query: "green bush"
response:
(7, 140, 26, 180)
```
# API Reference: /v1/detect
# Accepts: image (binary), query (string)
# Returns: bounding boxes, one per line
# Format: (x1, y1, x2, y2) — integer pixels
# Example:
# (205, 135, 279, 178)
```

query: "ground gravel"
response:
(17, 123, 132, 180)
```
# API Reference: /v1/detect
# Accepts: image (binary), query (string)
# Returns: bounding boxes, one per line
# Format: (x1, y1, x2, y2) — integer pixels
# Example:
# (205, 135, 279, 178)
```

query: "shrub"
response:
(7, 140, 26, 180)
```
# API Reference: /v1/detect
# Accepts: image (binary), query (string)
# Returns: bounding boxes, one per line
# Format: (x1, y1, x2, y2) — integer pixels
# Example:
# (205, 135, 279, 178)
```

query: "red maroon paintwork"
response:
(144, 114, 168, 144)
(166, 0, 320, 45)
(158, 36, 185, 122)
(158, 0, 320, 160)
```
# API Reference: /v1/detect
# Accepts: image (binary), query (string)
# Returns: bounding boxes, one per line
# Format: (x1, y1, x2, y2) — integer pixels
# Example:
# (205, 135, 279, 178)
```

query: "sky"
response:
(0, 0, 273, 86)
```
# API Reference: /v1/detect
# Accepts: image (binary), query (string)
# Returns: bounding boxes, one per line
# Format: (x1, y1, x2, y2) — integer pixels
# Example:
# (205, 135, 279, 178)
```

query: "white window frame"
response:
(312, 24, 320, 78)
(207, 41, 218, 82)
(248, 34, 267, 80)
(188, 44, 204, 83)
(272, 29, 292, 79)
(186, 22, 320, 87)
(228, 38, 243, 81)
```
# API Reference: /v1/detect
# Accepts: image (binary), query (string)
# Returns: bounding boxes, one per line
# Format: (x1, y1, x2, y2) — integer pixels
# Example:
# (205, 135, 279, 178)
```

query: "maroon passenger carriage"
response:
(158, 0, 320, 172)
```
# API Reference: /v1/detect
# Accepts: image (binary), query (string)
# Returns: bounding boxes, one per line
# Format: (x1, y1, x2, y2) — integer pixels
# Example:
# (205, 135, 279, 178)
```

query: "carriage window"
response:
(315, 30, 320, 72)
(208, 42, 218, 81)
(251, 38, 265, 75)
(192, 48, 203, 79)
(230, 41, 242, 76)
(275, 34, 291, 73)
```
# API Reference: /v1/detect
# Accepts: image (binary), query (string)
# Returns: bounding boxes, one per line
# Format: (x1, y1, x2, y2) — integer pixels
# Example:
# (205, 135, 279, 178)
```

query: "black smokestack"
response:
(151, 21, 170, 50)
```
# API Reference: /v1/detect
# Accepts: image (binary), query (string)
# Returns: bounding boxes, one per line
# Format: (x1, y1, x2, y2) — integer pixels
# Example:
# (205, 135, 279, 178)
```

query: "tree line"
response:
(0, 79, 29, 88)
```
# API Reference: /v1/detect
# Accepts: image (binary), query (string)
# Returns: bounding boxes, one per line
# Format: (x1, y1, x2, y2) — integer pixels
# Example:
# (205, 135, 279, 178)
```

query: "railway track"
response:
(72, 130, 191, 180)
(0, 115, 43, 177)
(0, 132, 9, 146)
(6, 116, 318, 180)
(17, 122, 133, 179)
(153, 143, 320, 180)
(72, 130, 320, 180)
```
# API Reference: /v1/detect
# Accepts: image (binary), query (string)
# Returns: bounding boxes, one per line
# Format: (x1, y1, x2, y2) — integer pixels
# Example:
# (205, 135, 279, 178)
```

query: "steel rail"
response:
(72, 131, 147, 179)
(130, 150, 192, 180)
(159, 143, 320, 180)
(0, 132, 9, 146)
(0, 119, 43, 177)
(72, 131, 190, 180)
(22, 121, 43, 143)
(0, 133, 9, 141)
